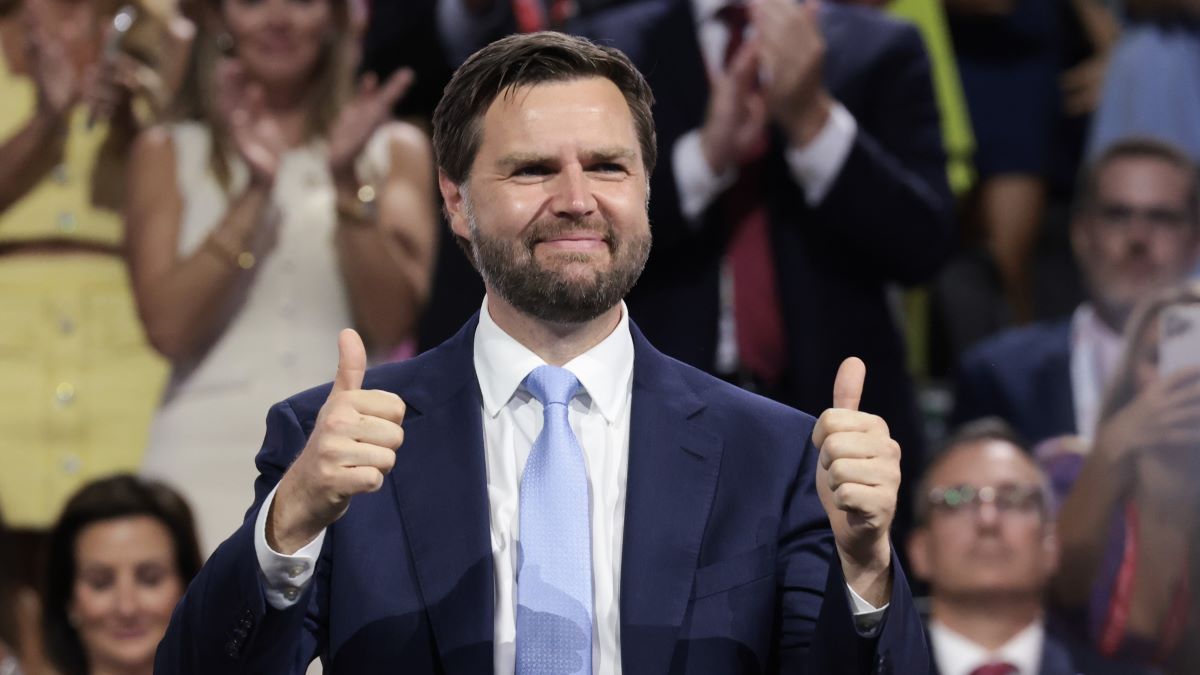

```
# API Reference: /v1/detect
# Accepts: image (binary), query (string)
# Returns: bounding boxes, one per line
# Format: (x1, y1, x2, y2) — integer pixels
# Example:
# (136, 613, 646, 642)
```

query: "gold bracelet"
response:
(204, 233, 256, 270)
(335, 183, 379, 225)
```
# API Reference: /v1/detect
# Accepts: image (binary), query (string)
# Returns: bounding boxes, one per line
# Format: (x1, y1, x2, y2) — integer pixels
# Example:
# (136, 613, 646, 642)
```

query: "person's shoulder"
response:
(823, 3, 921, 51)
(960, 317, 1073, 375)
(655, 352, 817, 432)
(376, 120, 430, 155)
(822, 4, 927, 88)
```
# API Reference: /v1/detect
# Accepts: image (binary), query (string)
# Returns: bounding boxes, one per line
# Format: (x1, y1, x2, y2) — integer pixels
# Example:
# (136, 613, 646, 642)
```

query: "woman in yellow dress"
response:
(0, 0, 191, 538)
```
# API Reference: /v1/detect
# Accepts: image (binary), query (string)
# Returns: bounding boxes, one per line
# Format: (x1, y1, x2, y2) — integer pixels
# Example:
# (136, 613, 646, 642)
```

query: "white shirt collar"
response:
(929, 618, 1045, 675)
(473, 296, 634, 423)
(693, 0, 727, 25)
(1070, 302, 1125, 441)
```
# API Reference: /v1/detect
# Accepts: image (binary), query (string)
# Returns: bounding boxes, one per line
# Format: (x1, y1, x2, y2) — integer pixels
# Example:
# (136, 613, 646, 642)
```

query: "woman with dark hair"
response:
(42, 474, 201, 675)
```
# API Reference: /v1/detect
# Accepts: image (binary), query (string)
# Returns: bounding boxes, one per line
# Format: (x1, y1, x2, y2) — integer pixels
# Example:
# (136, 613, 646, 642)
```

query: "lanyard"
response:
(1099, 501, 1191, 665)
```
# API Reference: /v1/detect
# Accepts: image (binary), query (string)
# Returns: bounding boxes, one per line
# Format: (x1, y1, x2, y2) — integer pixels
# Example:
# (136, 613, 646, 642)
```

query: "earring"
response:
(215, 31, 235, 55)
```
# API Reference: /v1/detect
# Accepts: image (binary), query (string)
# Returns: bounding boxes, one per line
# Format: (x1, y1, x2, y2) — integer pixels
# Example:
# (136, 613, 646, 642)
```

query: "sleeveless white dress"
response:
(141, 121, 390, 553)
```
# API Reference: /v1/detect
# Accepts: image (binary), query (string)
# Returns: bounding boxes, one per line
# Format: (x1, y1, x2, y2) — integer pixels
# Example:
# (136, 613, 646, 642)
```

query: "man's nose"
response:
(974, 501, 1001, 529)
(550, 165, 597, 219)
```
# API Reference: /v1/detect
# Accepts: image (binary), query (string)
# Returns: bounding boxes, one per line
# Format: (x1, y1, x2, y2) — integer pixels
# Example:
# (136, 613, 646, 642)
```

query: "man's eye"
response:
(514, 165, 553, 177)
(591, 163, 626, 173)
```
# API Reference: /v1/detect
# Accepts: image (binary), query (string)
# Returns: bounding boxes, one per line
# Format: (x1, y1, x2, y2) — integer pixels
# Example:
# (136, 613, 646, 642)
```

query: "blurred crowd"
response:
(0, 0, 1198, 671)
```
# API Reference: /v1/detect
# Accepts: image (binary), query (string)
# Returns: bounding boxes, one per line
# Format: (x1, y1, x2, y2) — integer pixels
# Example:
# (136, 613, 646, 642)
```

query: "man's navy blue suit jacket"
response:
(155, 316, 929, 674)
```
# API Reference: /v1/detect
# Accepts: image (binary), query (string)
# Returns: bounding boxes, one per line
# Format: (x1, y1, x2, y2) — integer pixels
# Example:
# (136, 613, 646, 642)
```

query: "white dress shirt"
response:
(928, 619, 1045, 675)
(253, 297, 883, 672)
(1069, 303, 1124, 442)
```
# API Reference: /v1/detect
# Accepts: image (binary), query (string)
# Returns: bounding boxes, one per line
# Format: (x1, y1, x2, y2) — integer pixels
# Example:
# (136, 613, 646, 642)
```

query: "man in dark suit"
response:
(953, 138, 1200, 447)
(605, 0, 954, 542)
(155, 33, 927, 674)
(907, 418, 1132, 675)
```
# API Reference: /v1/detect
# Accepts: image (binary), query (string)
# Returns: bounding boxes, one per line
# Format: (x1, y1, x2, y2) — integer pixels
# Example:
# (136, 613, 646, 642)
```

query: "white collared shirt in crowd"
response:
(1070, 302, 1125, 442)
(929, 618, 1045, 675)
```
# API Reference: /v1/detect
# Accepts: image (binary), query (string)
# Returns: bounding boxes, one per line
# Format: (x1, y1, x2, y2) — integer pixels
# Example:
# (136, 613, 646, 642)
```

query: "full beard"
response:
(467, 207, 651, 325)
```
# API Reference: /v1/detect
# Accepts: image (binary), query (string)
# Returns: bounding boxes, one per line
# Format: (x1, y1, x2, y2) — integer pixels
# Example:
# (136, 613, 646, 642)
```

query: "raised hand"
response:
(751, 0, 833, 147)
(327, 68, 414, 180)
(215, 59, 288, 185)
(699, 39, 768, 175)
(268, 329, 407, 554)
(85, 50, 155, 129)
(25, 10, 81, 119)
(812, 357, 900, 606)
(1095, 366, 1200, 462)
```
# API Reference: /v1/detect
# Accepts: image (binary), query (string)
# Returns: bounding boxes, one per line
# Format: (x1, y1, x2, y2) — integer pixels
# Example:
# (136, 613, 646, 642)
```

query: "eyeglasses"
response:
(926, 483, 1045, 517)
(1092, 202, 1194, 235)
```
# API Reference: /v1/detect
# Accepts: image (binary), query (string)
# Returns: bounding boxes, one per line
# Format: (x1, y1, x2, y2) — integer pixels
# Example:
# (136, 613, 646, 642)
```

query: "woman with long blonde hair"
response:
(128, 0, 438, 551)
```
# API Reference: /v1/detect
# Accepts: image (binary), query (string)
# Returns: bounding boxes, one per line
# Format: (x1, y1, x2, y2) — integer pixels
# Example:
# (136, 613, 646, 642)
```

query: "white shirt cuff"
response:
(672, 129, 738, 224)
(254, 485, 326, 610)
(784, 101, 857, 206)
(846, 582, 889, 635)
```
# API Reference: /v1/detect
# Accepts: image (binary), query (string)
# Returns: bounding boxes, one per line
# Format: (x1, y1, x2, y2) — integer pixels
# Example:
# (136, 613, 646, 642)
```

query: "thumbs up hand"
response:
(268, 329, 407, 554)
(811, 357, 900, 607)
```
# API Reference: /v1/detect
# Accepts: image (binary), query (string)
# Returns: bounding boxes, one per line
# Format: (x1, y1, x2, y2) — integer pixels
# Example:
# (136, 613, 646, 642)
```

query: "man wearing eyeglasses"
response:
(953, 137, 1200, 448)
(907, 418, 1152, 675)
(907, 419, 1063, 675)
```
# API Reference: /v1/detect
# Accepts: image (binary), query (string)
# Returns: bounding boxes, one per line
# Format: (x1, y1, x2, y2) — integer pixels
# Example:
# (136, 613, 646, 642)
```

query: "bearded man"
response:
(155, 32, 927, 674)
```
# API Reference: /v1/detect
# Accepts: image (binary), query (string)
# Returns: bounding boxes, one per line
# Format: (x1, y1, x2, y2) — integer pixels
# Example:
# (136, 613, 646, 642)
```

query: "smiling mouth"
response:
(110, 627, 150, 640)
(538, 237, 606, 248)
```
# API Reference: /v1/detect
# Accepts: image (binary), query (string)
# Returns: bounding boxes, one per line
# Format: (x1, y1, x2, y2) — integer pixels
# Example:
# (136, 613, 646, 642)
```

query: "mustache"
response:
(524, 217, 616, 247)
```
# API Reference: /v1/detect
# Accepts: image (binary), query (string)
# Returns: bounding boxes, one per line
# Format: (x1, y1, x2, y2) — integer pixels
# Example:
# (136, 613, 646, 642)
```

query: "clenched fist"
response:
(813, 357, 900, 606)
(267, 329, 407, 554)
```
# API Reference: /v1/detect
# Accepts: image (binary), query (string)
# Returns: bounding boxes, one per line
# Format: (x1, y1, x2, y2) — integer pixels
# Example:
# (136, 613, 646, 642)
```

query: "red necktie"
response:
(969, 662, 1018, 675)
(718, 4, 788, 387)
(512, 0, 572, 32)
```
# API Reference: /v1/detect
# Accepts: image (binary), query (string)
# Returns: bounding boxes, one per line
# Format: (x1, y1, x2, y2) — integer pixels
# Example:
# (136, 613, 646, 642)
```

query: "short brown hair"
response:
(432, 31, 657, 185)
(912, 418, 1052, 525)
(1076, 136, 1200, 221)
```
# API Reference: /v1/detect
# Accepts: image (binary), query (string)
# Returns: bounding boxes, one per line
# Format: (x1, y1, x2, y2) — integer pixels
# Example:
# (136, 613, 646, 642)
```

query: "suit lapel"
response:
(1038, 631, 1077, 675)
(1039, 321, 1078, 436)
(388, 316, 495, 674)
(620, 324, 723, 675)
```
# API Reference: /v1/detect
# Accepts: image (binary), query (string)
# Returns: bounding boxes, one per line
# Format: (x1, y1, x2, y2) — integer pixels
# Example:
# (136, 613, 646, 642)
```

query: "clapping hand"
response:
(751, 0, 833, 147)
(327, 68, 414, 181)
(25, 10, 81, 120)
(699, 37, 768, 175)
(215, 59, 289, 185)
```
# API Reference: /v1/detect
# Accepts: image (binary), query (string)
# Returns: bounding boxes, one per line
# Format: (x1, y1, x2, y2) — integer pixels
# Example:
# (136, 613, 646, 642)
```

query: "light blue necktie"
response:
(516, 365, 593, 675)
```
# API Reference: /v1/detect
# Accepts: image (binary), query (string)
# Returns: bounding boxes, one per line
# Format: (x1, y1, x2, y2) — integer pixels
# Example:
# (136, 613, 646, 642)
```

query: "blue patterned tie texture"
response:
(516, 365, 594, 675)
